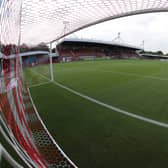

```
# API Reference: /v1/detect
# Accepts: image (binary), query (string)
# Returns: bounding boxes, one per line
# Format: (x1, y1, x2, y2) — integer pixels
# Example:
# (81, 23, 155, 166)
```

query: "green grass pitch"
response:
(28, 59, 168, 168)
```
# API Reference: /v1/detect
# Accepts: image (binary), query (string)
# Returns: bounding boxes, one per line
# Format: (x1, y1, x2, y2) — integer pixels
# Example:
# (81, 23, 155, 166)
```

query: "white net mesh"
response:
(21, 0, 168, 45)
(1, 0, 168, 167)
(0, 0, 75, 167)
(22, 51, 51, 87)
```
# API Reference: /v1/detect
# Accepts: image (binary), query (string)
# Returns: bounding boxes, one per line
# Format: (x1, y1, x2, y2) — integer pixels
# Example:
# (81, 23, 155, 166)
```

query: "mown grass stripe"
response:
(32, 70, 168, 128)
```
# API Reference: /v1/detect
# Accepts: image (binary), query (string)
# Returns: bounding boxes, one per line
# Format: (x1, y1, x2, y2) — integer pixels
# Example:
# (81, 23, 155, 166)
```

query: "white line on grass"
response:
(30, 70, 51, 81)
(64, 67, 168, 82)
(56, 66, 168, 81)
(32, 70, 168, 128)
(94, 69, 168, 81)
(29, 81, 51, 88)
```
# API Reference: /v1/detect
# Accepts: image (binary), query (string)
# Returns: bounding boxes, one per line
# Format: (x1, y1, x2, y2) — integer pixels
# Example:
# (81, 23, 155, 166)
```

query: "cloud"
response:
(21, 11, 168, 54)
(74, 12, 168, 53)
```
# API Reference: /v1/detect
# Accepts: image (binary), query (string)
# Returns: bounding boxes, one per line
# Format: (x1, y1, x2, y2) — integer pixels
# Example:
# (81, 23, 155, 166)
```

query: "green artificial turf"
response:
(53, 60, 168, 123)
(29, 59, 168, 168)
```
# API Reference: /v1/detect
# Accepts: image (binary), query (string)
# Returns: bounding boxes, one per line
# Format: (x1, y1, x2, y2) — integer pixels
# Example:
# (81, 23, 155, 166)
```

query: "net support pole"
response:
(49, 42, 54, 81)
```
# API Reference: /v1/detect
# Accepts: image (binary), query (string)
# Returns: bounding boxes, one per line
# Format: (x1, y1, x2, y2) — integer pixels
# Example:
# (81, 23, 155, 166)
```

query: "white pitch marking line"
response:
(29, 81, 51, 88)
(94, 69, 168, 81)
(31, 70, 168, 128)
(53, 81, 168, 128)
(30, 69, 51, 81)
(55, 66, 168, 81)
(62, 67, 168, 82)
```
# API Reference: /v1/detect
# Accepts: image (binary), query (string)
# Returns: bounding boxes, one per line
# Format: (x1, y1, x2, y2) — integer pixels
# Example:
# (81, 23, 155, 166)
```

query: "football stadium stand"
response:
(56, 38, 142, 62)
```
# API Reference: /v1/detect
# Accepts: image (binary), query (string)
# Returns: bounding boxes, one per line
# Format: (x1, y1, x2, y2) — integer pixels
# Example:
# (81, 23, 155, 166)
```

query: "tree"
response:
(155, 51, 163, 55)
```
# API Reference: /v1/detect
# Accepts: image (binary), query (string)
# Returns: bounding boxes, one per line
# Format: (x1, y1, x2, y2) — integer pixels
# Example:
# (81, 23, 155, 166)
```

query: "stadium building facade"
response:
(56, 38, 142, 62)
(141, 53, 168, 60)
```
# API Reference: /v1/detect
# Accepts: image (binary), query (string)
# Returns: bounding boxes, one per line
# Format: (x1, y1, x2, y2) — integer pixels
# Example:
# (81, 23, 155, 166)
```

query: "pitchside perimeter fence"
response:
(1, 0, 168, 167)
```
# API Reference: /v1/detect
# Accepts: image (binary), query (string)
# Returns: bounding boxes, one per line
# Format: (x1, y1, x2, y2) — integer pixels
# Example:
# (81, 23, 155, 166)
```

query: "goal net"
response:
(22, 51, 52, 87)
(1, 0, 168, 167)
(0, 1, 75, 168)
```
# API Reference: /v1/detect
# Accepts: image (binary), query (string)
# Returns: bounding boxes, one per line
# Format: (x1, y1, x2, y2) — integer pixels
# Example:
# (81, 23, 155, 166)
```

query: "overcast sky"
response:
(68, 12, 168, 54)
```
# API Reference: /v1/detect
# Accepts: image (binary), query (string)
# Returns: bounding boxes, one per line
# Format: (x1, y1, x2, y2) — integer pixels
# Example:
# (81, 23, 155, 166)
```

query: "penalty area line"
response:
(32, 70, 168, 128)
(29, 81, 51, 88)
(53, 81, 168, 128)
